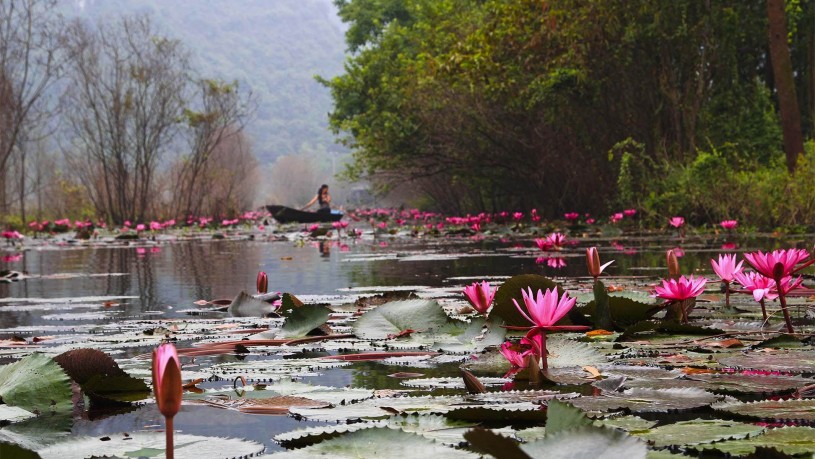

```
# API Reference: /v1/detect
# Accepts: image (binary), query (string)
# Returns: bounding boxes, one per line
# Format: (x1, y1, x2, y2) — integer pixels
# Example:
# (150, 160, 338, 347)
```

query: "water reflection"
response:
(1, 234, 813, 330)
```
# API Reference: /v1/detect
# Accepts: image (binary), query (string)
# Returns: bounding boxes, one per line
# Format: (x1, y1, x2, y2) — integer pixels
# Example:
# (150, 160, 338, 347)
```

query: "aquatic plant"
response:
(152, 343, 182, 459)
(710, 254, 744, 308)
(744, 249, 811, 332)
(654, 275, 707, 323)
(463, 281, 496, 316)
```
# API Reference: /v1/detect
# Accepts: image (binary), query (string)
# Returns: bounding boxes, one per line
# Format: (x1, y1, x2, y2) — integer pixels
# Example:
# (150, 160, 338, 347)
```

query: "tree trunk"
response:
(767, 0, 805, 174)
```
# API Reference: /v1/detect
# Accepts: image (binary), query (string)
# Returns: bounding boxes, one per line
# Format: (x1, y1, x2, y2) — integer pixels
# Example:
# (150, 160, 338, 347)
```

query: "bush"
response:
(631, 141, 815, 231)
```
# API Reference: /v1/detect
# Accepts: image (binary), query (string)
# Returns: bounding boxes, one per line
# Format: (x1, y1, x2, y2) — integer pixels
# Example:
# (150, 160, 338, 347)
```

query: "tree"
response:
(173, 79, 254, 218)
(62, 14, 189, 223)
(766, 0, 805, 173)
(0, 0, 63, 218)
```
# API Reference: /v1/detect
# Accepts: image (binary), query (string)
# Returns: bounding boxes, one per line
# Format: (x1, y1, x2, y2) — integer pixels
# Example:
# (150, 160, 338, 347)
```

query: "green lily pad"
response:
(265, 427, 479, 458)
(713, 398, 815, 422)
(569, 387, 720, 413)
(718, 351, 815, 373)
(685, 372, 813, 395)
(520, 425, 647, 458)
(490, 274, 566, 327)
(353, 300, 466, 340)
(0, 354, 72, 414)
(36, 432, 265, 459)
(593, 415, 658, 433)
(545, 400, 593, 436)
(0, 442, 41, 459)
(692, 426, 815, 456)
(632, 419, 765, 447)
(580, 296, 661, 330)
(280, 304, 331, 337)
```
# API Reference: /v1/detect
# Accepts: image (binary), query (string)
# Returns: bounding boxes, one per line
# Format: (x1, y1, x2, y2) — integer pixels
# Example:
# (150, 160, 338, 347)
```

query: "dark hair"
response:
(318, 184, 329, 205)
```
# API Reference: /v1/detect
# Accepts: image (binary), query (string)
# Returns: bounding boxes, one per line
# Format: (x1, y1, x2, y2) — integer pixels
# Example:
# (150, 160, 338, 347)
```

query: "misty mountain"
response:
(65, 0, 348, 166)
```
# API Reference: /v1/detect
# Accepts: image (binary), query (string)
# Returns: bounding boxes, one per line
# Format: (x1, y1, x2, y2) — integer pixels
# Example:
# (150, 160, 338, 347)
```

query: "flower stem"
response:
(760, 299, 768, 322)
(540, 331, 548, 371)
(724, 281, 730, 308)
(776, 288, 794, 333)
(166, 416, 174, 459)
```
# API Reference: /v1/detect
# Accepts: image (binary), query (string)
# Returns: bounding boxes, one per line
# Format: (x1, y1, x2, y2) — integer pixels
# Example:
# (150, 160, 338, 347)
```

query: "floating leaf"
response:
(0, 353, 72, 413)
(491, 275, 568, 327)
(227, 290, 276, 317)
(280, 304, 331, 338)
(685, 372, 812, 395)
(53, 349, 149, 403)
(569, 387, 720, 413)
(545, 400, 593, 436)
(352, 300, 464, 340)
(265, 427, 479, 458)
(464, 428, 529, 459)
(520, 426, 647, 458)
(36, 432, 265, 459)
(0, 405, 36, 423)
(713, 398, 815, 422)
(718, 351, 815, 373)
(633, 419, 765, 447)
(0, 442, 41, 459)
(692, 426, 815, 457)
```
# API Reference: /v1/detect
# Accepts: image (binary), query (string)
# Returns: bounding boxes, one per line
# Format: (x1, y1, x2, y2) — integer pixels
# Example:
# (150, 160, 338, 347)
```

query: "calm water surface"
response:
(1, 232, 811, 453)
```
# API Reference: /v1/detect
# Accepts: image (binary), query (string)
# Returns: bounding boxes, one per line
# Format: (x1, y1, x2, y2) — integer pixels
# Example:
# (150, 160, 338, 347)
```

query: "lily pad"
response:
(227, 290, 276, 317)
(36, 432, 265, 459)
(520, 425, 647, 458)
(265, 427, 479, 458)
(713, 398, 815, 422)
(352, 300, 466, 340)
(718, 351, 815, 373)
(686, 372, 813, 395)
(632, 419, 765, 447)
(692, 426, 815, 456)
(569, 387, 720, 413)
(279, 304, 331, 338)
(0, 354, 72, 413)
(491, 274, 569, 327)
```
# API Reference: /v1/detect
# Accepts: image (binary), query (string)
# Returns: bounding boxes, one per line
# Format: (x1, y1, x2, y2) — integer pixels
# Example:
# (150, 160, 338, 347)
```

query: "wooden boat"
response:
(266, 205, 343, 224)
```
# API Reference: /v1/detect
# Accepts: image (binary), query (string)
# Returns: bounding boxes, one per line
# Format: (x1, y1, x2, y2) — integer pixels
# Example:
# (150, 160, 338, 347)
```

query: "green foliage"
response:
(635, 141, 815, 230)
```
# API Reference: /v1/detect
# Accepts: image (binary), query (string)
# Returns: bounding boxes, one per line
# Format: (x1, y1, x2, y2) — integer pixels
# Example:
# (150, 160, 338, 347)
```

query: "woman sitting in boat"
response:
(302, 184, 339, 214)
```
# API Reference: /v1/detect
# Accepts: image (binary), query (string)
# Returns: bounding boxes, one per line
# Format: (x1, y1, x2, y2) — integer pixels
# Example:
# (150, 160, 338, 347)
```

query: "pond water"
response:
(1, 229, 814, 456)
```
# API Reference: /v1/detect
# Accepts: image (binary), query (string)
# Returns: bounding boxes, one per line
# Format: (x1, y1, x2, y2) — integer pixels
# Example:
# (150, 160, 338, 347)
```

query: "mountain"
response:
(65, 0, 348, 166)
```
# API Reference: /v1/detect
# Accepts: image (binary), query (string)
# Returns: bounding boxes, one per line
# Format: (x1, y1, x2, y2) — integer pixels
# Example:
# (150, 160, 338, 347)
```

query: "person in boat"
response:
(302, 184, 338, 214)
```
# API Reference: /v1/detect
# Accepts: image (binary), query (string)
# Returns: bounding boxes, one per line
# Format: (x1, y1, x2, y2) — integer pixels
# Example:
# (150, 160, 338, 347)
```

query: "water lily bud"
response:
(257, 271, 268, 294)
(152, 343, 182, 419)
(667, 249, 680, 279)
(586, 247, 601, 278)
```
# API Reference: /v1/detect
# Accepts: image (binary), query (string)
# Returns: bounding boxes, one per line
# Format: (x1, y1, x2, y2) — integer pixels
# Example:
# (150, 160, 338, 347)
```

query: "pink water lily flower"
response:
(624, 208, 637, 216)
(711, 254, 744, 283)
(463, 281, 496, 315)
(720, 220, 738, 230)
(499, 341, 532, 368)
(654, 275, 707, 302)
(669, 216, 685, 228)
(564, 212, 580, 221)
(743, 249, 810, 280)
(586, 247, 614, 279)
(535, 238, 553, 251)
(513, 287, 576, 328)
(733, 271, 778, 302)
(546, 232, 566, 249)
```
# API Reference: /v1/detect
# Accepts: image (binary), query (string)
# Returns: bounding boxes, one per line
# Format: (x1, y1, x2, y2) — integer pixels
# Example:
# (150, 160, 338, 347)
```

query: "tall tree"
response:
(62, 14, 189, 223)
(173, 79, 254, 218)
(767, 0, 805, 173)
(0, 0, 63, 217)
